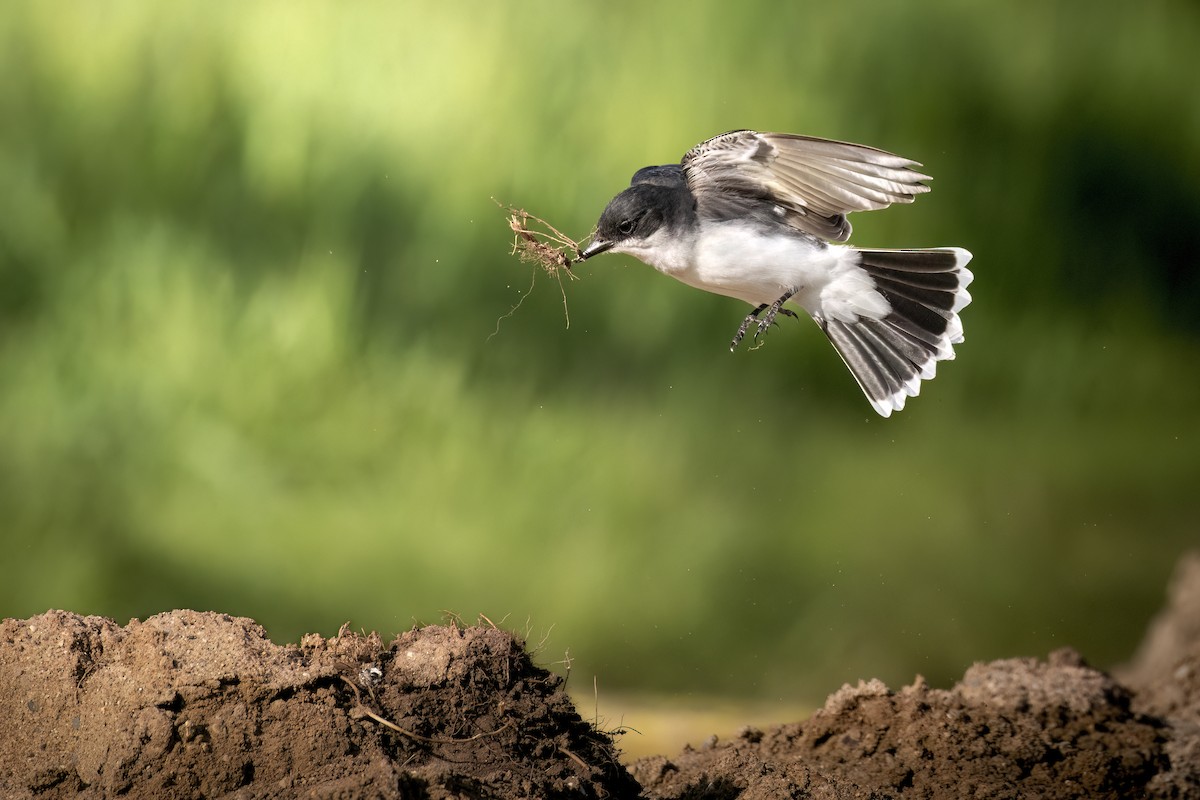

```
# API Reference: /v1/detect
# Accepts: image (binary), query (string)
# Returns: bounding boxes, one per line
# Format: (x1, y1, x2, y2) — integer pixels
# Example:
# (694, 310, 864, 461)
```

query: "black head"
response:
(580, 183, 692, 260)
(629, 164, 687, 189)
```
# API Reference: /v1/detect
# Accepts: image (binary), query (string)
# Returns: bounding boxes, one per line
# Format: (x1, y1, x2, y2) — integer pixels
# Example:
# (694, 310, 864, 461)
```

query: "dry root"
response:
(492, 200, 591, 336)
(500, 202, 586, 277)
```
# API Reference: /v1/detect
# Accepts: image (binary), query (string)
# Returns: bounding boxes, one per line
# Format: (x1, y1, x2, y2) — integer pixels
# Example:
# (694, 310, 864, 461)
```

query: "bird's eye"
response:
(618, 218, 636, 235)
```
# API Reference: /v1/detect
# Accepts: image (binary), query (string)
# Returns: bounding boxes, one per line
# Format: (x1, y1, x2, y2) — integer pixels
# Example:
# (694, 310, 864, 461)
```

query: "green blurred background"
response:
(2, 0, 1198, 746)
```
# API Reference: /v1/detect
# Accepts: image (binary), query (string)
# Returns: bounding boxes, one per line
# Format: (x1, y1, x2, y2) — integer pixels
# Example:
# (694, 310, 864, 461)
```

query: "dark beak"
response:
(579, 239, 614, 261)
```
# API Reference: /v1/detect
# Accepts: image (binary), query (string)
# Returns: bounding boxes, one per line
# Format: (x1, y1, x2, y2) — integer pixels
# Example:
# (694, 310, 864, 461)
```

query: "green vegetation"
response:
(2, 2, 1198, 702)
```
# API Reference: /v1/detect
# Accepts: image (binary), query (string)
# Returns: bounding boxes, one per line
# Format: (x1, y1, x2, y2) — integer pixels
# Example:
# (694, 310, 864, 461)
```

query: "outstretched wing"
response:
(682, 130, 932, 242)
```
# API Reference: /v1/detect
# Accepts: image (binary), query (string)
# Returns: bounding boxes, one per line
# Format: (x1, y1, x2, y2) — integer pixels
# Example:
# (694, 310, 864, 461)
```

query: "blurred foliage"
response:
(1, 1, 1199, 706)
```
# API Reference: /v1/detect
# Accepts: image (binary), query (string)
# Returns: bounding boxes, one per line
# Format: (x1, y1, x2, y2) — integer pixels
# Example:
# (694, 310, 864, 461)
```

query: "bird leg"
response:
(730, 304, 768, 352)
(755, 289, 798, 341)
(730, 291, 798, 351)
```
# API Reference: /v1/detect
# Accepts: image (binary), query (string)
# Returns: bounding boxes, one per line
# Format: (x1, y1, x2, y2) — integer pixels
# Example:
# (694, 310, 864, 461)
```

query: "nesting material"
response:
(493, 201, 589, 335)
(501, 202, 586, 277)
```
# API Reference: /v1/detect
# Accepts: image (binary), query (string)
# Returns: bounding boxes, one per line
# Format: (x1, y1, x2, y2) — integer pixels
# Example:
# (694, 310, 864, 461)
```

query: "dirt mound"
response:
(0, 611, 637, 798)
(631, 552, 1200, 800)
(1118, 551, 1200, 797)
(2, 551, 1198, 799)
(633, 650, 1165, 799)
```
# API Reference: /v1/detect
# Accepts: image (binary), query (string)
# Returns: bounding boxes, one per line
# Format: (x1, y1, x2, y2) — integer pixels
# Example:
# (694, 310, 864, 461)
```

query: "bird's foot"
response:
(730, 304, 768, 351)
(730, 291, 797, 351)
(754, 291, 798, 342)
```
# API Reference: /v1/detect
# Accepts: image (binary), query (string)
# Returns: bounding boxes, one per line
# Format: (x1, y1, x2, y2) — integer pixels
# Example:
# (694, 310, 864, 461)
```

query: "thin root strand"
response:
(341, 676, 512, 746)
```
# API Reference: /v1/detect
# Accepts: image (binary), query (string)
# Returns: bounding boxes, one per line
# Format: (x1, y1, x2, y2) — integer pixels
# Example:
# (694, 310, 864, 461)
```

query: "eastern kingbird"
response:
(579, 130, 973, 417)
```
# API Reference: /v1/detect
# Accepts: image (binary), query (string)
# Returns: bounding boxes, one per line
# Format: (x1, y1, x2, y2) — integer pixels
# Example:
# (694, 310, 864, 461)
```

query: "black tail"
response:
(822, 247, 973, 417)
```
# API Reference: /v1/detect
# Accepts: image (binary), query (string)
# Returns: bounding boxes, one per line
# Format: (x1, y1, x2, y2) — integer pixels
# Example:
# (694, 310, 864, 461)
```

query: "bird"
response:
(577, 130, 973, 417)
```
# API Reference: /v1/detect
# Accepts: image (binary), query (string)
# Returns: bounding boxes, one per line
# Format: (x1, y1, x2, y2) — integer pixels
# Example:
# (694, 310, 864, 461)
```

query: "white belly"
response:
(614, 221, 891, 324)
(684, 224, 832, 307)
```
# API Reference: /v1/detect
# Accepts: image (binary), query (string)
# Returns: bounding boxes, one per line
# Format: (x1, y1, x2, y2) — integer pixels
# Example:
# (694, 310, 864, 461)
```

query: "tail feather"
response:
(870, 275, 967, 315)
(821, 247, 973, 417)
(864, 264, 961, 290)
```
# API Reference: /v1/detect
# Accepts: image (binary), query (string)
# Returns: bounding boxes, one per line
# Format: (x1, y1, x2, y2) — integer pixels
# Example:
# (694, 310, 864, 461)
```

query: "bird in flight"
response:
(579, 130, 973, 417)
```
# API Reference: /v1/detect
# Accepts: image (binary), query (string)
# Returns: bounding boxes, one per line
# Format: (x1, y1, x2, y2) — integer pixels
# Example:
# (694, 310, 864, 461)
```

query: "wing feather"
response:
(682, 130, 933, 241)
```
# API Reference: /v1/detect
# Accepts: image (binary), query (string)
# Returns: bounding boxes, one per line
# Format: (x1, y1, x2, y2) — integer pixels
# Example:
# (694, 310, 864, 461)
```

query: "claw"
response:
(749, 290, 798, 347)
(730, 292, 800, 351)
(730, 304, 768, 352)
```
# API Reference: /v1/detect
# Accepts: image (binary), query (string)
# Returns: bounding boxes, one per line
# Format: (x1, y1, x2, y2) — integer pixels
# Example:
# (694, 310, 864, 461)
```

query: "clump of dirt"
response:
(2, 551, 1199, 799)
(0, 611, 637, 799)
(632, 551, 1200, 800)
(633, 650, 1165, 799)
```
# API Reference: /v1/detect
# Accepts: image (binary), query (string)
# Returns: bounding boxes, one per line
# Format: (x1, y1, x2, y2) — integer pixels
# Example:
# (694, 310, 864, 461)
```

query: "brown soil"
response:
(3, 552, 1199, 800)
